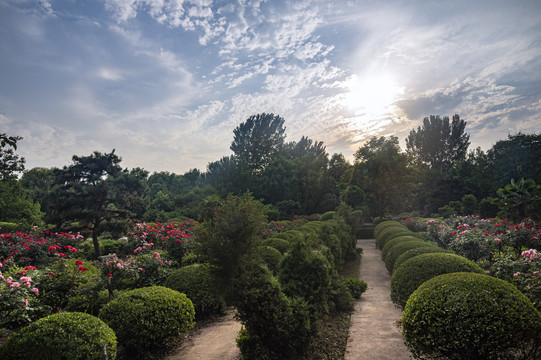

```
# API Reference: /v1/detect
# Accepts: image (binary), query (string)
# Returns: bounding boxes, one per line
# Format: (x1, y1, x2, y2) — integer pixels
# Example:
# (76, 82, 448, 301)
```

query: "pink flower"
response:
(32, 287, 39, 295)
(494, 238, 501, 243)
(514, 272, 521, 277)
(23, 299, 28, 307)
(534, 271, 540, 275)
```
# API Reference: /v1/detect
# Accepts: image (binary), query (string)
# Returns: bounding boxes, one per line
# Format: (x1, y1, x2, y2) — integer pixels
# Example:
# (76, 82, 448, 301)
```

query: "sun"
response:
(343, 73, 404, 118)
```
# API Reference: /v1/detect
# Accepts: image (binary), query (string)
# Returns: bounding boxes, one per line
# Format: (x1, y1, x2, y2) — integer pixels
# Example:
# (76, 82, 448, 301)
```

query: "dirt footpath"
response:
(165, 309, 241, 360)
(345, 239, 412, 360)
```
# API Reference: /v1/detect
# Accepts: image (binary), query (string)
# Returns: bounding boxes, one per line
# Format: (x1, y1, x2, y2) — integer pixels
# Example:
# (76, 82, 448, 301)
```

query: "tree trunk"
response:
(93, 230, 101, 258)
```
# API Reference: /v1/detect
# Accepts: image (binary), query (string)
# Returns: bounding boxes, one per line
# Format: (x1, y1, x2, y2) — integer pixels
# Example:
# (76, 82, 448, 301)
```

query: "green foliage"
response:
(0, 312, 117, 360)
(405, 114, 470, 173)
(260, 237, 290, 254)
(99, 286, 195, 356)
(328, 276, 354, 312)
(495, 178, 541, 222)
(381, 236, 419, 261)
(234, 263, 312, 359)
(393, 246, 450, 273)
(320, 211, 335, 221)
(256, 245, 283, 275)
(0, 180, 44, 228)
(374, 220, 403, 237)
(377, 228, 417, 249)
(279, 240, 332, 313)
(390, 253, 484, 308)
(461, 194, 478, 215)
(384, 240, 435, 274)
(0, 222, 20, 233)
(344, 277, 367, 299)
(194, 193, 267, 294)
(402, 272, 541, 360)
(230, 113, 286, 173)
(39, 258, 101, 311)
(164, 264, 224, 318)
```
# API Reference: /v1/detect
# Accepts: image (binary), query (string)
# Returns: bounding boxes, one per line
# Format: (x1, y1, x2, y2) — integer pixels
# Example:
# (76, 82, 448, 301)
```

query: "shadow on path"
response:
(345, 239, 412, 360)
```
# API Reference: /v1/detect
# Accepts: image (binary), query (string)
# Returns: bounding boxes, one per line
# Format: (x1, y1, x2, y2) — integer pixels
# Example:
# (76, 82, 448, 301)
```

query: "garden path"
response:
(345, 238, 413, 360)
(165, 309, 241, 360)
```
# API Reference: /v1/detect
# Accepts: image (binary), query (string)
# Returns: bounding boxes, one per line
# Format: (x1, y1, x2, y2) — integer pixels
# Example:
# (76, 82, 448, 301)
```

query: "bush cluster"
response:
(383, 240, 436, 274)
(402, 272, 541, 360)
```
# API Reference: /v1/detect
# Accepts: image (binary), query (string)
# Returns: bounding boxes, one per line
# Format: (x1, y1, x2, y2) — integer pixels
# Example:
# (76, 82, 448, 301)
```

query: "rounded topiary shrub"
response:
(165, 264, 224, 318)
(384, 241, 434, 274)
(261, 237, 290, 254)
(99, 286, 195, 355)
(376, 226, 411, 249)
(402, 272, 541, 360)
(393, 246, 450, 273)
(381, 236, 419, 261)
(0, 312, 117, 360)
(320, 211, 335, 221)
(390, 253, 484, 308)
(374, 221, 404, 239)
(256, 245, 283, 274)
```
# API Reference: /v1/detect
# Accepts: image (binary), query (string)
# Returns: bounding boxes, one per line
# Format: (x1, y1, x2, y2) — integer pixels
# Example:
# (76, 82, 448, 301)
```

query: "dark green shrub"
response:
(384, 241, 434, 274)
(320, 211, 335, 221)
(390, 253, 484, 308)
(381, 236, 419, 261)
(261, 237, 290, 254)
(402, 272, 541, 360)
(393, 246, 450, 273)
(356, 225, 375, 239)
(234, 263, 312, 359)
(256, 245, 283, 274)
(0, 222, 21, 233)
(377, 229, 419, 249)
(328, 276, 354, 312)
(0, 312, 117, 360)
(273, 229, 304, 243)
(65, 289, 111, 316)
(279, 240, 332, 313)
(165, 264, 224, 318)
(376, 226, 412, 249)
(374, 221, 405, 239)
(344, 277, 367, 299)
(99, 286, 195, 356)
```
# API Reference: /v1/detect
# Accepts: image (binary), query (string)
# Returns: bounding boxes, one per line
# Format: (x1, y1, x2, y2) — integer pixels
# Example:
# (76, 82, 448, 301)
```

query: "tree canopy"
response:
(230, 113, 286, 173)
(406, 114, 470, 173)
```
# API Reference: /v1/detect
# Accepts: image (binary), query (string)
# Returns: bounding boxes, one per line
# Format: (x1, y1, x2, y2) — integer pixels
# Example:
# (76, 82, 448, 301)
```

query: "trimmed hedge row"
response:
(384, 241, 437, 274)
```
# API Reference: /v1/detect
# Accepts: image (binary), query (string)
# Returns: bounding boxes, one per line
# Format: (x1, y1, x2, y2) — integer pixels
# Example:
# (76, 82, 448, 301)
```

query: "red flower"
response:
(24, 266, 36, 271)
(78, 266, 88, 271)
(48, 272, 56, 277)
(75, 260, 83, 266)
(107, 273, 112, 277)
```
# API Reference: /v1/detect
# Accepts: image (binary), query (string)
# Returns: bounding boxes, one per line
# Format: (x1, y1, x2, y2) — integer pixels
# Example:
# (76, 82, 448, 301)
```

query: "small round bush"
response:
(165, 264, 224, 318)
(381, 236, 419, 261)
(391, 253, 484, 308)
(320, 211, 335, 221)
(262, 237, 290, 254)
(402, 272, 541, 360)
(344, 277, 368, 299)
(384, 241, 434, 274)
(393, 246, 450, 273)
(376, 226, 411, 249)
(0, 312, 117, 360)
(99, 286, 195, 355)
(374, 221, 404, 239)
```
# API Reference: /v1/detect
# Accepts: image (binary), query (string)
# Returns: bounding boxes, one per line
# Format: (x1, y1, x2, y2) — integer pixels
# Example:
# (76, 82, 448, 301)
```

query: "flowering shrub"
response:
(0, 264, 47, 328)
(263, 220, 304, 239)
(124, 221, 197, 264)
(38, 258, 101, 312)
(0, 231, 84, 270)
(492, 249, 541, 311)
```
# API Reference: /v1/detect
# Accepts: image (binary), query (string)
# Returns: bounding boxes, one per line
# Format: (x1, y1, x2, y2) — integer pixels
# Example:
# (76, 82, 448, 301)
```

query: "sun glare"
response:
(343, 73, 404, 118)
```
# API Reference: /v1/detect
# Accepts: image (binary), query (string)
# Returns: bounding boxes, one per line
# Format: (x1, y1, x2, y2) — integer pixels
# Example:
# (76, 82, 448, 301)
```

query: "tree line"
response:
(1, 113, 540, 243)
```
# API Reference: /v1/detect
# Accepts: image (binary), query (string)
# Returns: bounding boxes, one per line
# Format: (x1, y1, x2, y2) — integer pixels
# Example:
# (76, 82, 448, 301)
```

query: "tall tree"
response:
(353, 136, 416, 217)
(406, 114, 470, 173)
(49, 150, 148, 257)
(0, 133, 25, 180)
(230, 113, 286, 173)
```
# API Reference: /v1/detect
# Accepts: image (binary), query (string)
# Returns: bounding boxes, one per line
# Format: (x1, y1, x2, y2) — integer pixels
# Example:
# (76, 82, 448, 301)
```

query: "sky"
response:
(1, 0, 540, 175)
